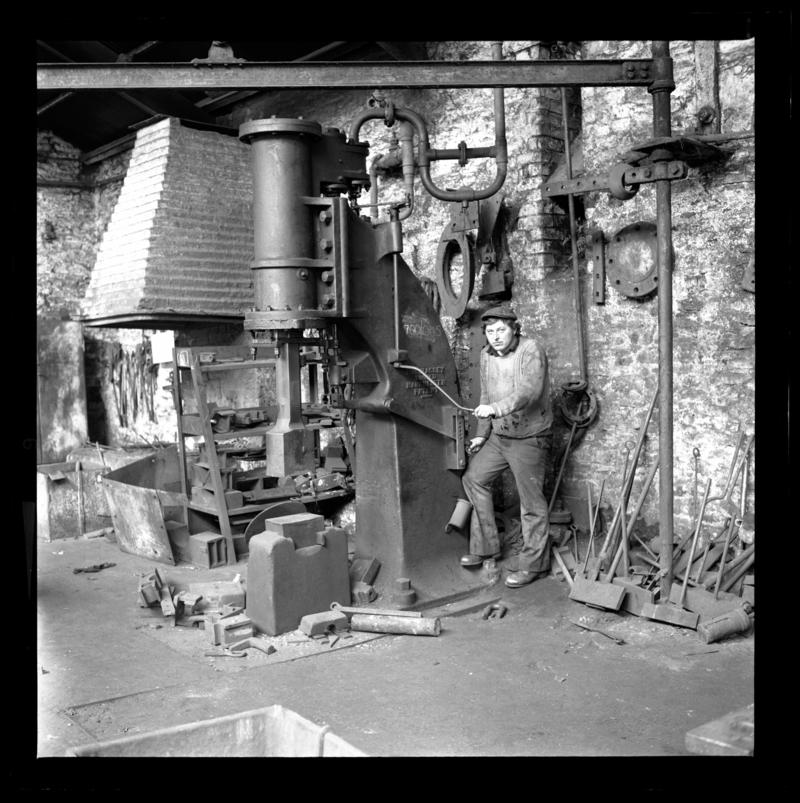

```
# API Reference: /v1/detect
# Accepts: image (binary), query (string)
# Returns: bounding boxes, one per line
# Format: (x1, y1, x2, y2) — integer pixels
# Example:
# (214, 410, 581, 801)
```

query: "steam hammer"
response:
(239, 117, 479, 604)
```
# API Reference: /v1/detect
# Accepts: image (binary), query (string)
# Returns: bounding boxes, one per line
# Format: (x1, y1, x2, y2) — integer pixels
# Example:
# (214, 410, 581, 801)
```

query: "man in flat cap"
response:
(461, 305, 553, 587)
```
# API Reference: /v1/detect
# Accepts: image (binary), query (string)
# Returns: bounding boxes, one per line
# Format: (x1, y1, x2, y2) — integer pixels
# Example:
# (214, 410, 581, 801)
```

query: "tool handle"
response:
(713, 518, 739, 599)
(548, 421, 578, 515)
(598, 384, 659, 561)
(720, 552, 755, 593)
(677, 478, 712, 608)
(551, 546, 574, 588)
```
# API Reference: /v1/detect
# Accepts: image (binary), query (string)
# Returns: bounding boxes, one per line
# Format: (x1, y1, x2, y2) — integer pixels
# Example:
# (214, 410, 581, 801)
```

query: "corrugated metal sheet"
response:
(80, 117, 255, 324)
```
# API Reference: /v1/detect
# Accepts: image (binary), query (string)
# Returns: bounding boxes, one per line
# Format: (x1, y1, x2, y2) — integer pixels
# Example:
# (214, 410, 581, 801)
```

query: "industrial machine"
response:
(237, 113, 495, 605)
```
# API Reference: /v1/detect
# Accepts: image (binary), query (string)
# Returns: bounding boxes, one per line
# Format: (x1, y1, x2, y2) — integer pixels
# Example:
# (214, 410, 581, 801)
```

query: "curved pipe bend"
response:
(348, 42, 508, 206)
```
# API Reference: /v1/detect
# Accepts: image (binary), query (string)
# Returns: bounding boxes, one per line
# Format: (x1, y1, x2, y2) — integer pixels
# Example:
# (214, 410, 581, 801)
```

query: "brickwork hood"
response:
(79, 117, 254, 328)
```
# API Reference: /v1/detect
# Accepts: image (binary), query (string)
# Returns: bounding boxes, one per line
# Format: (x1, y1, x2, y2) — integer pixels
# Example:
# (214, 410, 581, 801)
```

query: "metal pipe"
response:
(396, 121, 416, 221)
(560, 86, 586, 383)
(393, 252, 401, 353)
(650, 41, 676, 599)
(350, 613, 441, 636)
(348, 46, 509, 205)
(368, 162, 379, 220)
(415, 41, 507, 202)
(38, 59, 658, 92)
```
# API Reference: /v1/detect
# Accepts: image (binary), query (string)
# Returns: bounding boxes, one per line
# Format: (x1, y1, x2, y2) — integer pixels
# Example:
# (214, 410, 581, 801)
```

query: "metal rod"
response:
(720, 552, 755, 594)
(37, 59, 657, 92)
(651, 41, 676, 599)
(561, 87, 586, 384)
(394, 364, 473, 412)
(625, 459, 659, 545)
(393, 252, 401, 353)
(548, 421, 578, 515)
(678, 478, 712, 608)
(582, 478, 605, 575)
(718, 543, 755, 580)
(596, 384, 658, 567)
(712, 517, 738, 599)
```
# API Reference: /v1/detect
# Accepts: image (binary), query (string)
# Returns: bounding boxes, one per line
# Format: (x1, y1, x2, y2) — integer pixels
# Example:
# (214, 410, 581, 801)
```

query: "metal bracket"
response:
(589, 229, 606, 305)
(543, 160, 688, 199)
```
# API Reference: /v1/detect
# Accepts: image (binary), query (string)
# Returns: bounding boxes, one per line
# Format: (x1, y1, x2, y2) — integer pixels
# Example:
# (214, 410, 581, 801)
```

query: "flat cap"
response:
(481, 305, 518, 322)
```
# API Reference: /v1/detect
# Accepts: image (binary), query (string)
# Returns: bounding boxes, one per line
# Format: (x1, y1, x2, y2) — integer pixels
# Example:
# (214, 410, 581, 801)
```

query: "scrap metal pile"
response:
(135, 565, 442, 661)
(555, 391, 754, 645)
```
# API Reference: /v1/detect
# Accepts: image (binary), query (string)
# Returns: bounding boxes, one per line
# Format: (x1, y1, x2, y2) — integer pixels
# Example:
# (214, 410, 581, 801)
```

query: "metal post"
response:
(649, 42, 676, 598)
(560, 87, 586, 383)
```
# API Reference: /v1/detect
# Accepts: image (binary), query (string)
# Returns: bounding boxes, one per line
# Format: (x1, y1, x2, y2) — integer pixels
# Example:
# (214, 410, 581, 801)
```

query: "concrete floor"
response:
(34, 534, 754, 763)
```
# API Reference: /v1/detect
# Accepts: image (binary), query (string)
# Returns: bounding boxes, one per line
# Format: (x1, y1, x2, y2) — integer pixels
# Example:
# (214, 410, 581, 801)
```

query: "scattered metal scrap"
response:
(569, 618, 626, 645)
(73, 562, 116, 574)
(481, 603, 508, 620)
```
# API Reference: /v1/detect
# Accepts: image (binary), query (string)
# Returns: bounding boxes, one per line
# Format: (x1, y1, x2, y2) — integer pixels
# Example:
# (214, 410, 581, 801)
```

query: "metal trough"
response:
(65, 705, 367, 757)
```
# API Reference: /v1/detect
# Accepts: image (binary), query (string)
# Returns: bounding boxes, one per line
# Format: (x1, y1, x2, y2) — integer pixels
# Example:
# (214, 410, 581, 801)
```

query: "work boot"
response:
(504, 569, 547, 588)
(460, 552, 502, 568)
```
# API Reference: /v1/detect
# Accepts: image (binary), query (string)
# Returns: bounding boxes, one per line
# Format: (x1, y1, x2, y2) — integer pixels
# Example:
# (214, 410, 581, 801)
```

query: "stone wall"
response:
(36, 40, 755, 541)
(577, 40, 755, 536)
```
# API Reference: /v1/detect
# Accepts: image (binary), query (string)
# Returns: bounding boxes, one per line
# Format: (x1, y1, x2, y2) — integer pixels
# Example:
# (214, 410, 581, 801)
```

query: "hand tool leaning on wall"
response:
(569, 446, 660, 610)
(688, 432, 754, 600)
(587, 382, 659, 581)
(546, 382, 599, 578)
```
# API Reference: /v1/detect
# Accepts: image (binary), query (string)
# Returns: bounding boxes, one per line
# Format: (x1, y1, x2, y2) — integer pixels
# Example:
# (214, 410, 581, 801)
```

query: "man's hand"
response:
(467, 437, 486, 455)
(473, 404, 495, 419)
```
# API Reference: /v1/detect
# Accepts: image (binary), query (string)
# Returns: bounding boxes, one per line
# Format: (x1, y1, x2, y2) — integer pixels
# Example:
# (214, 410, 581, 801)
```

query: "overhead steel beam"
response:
(38, 59, 655, 91)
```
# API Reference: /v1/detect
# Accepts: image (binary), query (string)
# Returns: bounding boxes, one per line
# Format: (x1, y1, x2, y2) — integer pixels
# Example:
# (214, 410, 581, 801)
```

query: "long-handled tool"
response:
(589, 444, 633, 580)
(589, 384, 659, 579)
(580, 478, 605, 579)
(712, 516, 742, 599)
(705, 429, 745, 504)
(676, 478, 712, 609)
(718, 434, 754, 517)
(602, 457, 659, 583)
(720, 548, 755, 594)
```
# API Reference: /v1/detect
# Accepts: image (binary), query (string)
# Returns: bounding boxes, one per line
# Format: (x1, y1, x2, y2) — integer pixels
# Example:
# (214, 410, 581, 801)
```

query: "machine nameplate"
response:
(404, 366, 445, 398)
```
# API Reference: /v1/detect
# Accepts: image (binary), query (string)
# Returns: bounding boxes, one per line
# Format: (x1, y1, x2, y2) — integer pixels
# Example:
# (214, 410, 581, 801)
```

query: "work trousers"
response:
(462, 432, 551, 573)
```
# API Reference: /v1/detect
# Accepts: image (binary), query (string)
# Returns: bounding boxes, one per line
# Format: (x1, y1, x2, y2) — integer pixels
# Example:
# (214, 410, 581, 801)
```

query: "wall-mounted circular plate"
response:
(606, 221, 667, 299)
(434, 227, 475, 319)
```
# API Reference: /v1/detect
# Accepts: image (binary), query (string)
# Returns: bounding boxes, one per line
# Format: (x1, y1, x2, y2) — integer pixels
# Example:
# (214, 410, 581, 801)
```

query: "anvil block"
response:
(247, 525, 351, 636)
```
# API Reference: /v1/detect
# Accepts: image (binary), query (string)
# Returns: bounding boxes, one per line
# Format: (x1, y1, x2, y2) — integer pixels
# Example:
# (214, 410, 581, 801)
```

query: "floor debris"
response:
(73, 562, 117, 574)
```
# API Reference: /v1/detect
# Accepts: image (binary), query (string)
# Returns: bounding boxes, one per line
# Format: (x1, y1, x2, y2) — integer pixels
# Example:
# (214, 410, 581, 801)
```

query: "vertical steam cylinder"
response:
(239, 119, 323, 329)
